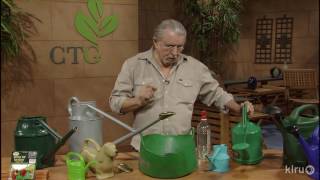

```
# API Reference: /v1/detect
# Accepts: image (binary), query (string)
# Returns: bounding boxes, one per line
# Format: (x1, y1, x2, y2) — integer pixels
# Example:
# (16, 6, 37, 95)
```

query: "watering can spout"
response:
(85, 160, 96, 172)
(262, 105, 287, 134)
(42, 127, 78, 164)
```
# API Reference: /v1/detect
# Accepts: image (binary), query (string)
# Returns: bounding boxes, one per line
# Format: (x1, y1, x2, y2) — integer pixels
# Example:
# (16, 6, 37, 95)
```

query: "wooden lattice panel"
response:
(255, 16, 273, 64)
(274, 15, 293, 64)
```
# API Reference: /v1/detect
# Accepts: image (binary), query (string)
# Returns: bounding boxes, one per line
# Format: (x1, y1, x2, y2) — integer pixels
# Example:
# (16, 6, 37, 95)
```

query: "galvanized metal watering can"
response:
(68, 96, 176, 148)
(68, 97, 103, 152)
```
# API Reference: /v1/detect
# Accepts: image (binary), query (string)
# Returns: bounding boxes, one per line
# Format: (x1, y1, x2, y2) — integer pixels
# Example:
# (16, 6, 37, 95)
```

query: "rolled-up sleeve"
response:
(109, 60, 133, 114)
(198, 65, 234, 110)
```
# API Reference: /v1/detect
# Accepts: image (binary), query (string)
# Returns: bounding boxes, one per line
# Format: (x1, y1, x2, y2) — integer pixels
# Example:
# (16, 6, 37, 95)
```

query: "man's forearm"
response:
(119, 84, 156, 113)
(120, 97, 144, 113)
(225, 100, 241, 113)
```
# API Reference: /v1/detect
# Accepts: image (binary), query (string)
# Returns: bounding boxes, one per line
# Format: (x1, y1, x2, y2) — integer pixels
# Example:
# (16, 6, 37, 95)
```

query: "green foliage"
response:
(182, 0, 243, 65)
(75, 11, 99, 45)
(1, 0, 40, 64)
(74, 0, 118, 46)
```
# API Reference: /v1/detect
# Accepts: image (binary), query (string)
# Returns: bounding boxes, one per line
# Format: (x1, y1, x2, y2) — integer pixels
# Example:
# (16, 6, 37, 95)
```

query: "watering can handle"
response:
(83, 138, 101, 151)
(242, 104, 248, 127)
(68, 96, 80, 116)
(289, 104, 319, 124)
(66, 152, 84, 162)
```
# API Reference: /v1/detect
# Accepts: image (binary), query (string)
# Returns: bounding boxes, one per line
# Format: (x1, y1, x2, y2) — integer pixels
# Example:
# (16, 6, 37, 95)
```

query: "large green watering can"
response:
(139, 128, 197, 179)
(15, 116, 77, 169)
(232, 104, 263, 165)
(263, 104, 319, 167)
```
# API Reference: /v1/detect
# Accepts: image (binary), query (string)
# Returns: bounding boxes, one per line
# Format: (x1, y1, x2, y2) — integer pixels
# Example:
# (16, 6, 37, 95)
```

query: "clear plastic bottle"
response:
(197, 110, 211, 160)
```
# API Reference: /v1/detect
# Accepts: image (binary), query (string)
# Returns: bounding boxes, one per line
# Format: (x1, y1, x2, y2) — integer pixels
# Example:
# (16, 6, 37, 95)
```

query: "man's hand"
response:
(225, 100, 255, 116)
(240, 101, 254, 116)
(136, 84, 157, 106)
(119, 84, 157, 114)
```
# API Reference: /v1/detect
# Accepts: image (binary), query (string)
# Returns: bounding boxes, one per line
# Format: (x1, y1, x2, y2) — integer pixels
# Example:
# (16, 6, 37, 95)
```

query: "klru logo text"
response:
(284, 165, 315, 175)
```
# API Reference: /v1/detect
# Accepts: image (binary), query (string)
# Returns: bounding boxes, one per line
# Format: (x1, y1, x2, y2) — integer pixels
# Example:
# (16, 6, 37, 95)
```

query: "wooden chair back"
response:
(283, 69, 318, 99)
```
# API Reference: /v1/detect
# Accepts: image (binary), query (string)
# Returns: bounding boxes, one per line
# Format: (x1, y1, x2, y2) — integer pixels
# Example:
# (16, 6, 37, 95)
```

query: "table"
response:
(229, 85, 286, 106)
(224, 77, 283, 89)
(1, 149, 311, 180)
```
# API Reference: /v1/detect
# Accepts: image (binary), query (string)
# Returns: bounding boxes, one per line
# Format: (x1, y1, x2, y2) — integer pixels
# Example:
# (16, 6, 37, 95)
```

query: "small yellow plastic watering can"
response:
(66, 152, 96, 180)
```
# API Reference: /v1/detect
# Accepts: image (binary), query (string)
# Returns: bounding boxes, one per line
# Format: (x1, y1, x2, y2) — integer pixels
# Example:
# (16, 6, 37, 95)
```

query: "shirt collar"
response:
(137, 48, 188, 66)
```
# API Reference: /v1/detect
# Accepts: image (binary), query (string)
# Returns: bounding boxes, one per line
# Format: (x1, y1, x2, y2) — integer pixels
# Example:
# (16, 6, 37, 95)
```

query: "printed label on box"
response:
(8, 151, 37, 180)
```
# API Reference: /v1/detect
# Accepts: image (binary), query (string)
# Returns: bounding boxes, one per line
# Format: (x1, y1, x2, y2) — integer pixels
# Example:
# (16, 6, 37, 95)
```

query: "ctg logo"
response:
(50, 0, 118, 64)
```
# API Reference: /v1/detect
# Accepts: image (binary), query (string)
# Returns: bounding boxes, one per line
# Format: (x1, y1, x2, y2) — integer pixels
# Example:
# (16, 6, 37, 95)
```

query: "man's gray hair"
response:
(153, 19, 187, 40)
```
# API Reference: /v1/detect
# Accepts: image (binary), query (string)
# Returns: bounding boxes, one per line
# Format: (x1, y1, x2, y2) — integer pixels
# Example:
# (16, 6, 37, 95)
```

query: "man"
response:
(109, 19, 254, 151)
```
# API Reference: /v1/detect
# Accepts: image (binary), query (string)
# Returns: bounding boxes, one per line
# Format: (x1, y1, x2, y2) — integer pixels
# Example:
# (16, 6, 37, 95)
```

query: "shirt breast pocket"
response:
(176, 78, 197, 104)
(133, 78, 154, 97)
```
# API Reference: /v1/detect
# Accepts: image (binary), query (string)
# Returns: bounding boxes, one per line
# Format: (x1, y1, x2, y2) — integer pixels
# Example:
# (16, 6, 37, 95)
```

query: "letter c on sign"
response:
(50, 46, 65, 64)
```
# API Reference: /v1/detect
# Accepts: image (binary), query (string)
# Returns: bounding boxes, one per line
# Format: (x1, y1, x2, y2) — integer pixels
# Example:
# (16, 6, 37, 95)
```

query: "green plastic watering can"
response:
(263, 104, 319, 167)
(232, 104, 263, 165)
(66, 152, 96, 180)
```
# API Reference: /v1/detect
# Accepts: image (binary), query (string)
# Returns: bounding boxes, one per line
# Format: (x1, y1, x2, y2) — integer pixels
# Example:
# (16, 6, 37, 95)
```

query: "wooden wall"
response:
(222, 0, 319, 81)
(138, 0, 319, 82)
(1, 0, 138, 157)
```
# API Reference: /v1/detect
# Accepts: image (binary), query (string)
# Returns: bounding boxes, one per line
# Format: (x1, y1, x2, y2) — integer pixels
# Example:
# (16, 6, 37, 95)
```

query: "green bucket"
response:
(139, 128, 197, 179)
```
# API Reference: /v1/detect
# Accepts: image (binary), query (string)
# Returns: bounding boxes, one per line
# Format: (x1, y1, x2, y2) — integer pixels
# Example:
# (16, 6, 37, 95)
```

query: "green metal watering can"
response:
(15, 116, 77, 169)
(66, 152, 96, 180)
(232, 104, 263, 165)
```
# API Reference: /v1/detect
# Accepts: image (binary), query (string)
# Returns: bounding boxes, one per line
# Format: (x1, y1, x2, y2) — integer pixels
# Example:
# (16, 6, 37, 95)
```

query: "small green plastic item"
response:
(139, 128, 197, 179)
(66, 152, 96, 180)
(232, 104, 263, 165)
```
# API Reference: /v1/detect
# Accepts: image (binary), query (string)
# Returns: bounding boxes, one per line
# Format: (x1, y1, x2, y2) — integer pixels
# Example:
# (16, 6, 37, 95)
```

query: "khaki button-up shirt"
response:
(109, 49, 234, 150)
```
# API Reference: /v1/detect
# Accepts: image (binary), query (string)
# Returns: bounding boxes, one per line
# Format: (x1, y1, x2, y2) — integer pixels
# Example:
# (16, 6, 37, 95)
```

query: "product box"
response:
(8, 151, 37, 180)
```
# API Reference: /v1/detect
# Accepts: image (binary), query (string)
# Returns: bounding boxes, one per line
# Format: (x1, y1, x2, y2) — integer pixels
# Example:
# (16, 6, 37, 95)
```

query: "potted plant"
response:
(179, 0, 243, 74)
(1, 0, 40, 94)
